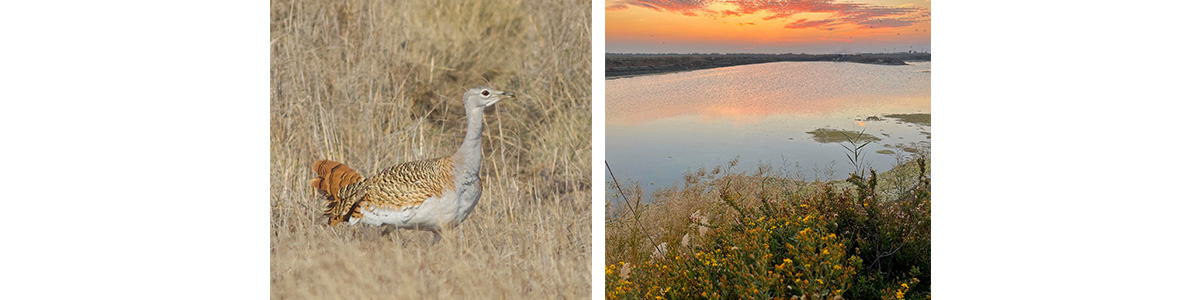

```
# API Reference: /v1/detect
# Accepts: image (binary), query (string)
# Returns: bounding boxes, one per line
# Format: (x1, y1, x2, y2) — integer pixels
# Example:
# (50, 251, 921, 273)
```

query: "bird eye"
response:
(481, 90, 490, 96)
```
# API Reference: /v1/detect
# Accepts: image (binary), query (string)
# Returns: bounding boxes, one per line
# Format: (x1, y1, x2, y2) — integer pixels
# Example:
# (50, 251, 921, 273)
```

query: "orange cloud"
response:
(607, 3, 630, 11)
(608, 0, 929, 31)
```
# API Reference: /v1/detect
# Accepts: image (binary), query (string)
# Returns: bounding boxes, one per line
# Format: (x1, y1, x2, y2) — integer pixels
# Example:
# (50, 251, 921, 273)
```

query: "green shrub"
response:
(605, 157, 931, 300)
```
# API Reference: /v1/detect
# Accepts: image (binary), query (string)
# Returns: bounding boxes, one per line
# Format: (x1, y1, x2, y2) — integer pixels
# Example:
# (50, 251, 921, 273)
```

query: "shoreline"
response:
(605, 52, 931, 78)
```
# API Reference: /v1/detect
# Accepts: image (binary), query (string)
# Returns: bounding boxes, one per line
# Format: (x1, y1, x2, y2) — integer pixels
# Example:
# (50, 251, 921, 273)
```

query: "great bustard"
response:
(310, 86, 511, 243)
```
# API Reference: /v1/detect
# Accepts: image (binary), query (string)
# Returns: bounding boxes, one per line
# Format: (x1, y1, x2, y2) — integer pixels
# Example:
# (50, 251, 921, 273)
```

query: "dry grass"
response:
(606, 160, 814, 264)
(606, 156, 930, 266)
(270, 0, 591, 298)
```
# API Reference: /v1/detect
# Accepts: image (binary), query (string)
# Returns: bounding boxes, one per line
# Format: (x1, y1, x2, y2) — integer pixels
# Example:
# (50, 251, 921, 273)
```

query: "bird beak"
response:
(485, 91, 512, 107)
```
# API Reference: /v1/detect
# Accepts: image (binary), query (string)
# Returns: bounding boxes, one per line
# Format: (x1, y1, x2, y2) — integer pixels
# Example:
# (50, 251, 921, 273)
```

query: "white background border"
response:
(2, 1, 1198, 299)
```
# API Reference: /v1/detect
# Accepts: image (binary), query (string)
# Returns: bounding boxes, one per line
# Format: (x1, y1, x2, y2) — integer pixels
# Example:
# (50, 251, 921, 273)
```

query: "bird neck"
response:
(454, 107, 486, 176)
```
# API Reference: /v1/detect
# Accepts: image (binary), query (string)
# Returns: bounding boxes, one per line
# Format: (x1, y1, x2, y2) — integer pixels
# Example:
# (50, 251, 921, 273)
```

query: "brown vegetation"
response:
(270, 0, 591, 298)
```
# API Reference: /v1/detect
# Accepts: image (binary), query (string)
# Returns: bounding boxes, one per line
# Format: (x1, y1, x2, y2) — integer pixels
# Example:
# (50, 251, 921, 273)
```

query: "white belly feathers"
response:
(352, 188, 460, 231)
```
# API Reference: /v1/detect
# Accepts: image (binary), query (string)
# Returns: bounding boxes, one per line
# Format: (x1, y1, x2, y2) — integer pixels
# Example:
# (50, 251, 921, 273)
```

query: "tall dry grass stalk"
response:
(270, 0, 591, 298)
(605, 156, 930, 266)
(605, 159, 809, 264)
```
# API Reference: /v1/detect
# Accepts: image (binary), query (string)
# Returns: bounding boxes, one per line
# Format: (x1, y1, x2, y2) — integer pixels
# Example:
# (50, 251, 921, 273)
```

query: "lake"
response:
(606, 61, 931, 200)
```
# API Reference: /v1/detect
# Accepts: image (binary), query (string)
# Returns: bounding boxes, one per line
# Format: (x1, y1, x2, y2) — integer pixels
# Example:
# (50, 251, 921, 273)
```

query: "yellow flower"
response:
(902, 283, 909, 289)
(817, 279, 823, 284)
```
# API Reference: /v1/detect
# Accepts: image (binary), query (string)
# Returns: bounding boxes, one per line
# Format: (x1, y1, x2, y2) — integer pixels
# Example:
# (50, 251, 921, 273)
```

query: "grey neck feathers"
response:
(454, 107, 486, 178)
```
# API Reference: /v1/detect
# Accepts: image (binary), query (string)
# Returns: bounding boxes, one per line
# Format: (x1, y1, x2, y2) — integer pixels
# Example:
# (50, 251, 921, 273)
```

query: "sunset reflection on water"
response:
(606, 61, 931, 198)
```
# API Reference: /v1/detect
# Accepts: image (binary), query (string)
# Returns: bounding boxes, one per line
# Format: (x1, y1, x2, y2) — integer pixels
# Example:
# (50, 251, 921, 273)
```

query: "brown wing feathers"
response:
(311, 160, 364, 226)
(367, 157, 456, 211)
(310, 157, 457, 226)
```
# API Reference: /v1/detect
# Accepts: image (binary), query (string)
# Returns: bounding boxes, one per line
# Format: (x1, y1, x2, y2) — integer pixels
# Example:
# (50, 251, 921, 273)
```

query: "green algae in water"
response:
(807, 128, 882, 144)
(884, 113, 931, 126)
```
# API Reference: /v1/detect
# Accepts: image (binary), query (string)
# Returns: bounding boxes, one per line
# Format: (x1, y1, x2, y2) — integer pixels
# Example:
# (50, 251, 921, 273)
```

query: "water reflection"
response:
(606, 61, 931, 197)
(608, 62, 931, 126)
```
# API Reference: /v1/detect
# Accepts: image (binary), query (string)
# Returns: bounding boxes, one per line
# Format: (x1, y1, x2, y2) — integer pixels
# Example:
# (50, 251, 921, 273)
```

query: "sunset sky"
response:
(607, 0, 931, 54)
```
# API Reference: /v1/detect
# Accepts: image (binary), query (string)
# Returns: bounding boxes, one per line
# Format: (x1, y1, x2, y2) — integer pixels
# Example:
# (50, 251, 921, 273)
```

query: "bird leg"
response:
(431, 231, 443, 244)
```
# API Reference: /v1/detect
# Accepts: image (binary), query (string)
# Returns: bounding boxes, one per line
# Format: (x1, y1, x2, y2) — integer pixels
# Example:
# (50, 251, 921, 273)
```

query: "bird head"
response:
(463, 86, 512, 110)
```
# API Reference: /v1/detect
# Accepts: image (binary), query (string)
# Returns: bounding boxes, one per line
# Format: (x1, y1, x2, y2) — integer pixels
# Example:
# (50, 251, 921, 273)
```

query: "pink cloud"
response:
(611, 0, 929, 30)
(607, 3, 630, 11)
(624, 0, 716, 16)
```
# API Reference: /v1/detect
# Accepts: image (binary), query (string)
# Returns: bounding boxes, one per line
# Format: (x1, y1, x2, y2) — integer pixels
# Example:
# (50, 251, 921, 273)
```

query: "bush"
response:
(605, 157, 931, 300)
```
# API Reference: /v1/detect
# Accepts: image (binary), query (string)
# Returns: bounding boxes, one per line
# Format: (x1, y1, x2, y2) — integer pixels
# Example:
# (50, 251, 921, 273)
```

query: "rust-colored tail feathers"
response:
(311, 160, 365, 226)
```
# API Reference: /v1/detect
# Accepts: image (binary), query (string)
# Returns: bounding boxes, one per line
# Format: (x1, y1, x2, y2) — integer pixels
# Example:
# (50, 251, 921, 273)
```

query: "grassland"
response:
(270, 0, 591, 298)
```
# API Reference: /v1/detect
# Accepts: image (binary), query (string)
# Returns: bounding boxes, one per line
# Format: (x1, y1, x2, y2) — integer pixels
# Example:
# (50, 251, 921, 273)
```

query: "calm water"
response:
(606, 61, 931, 197)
